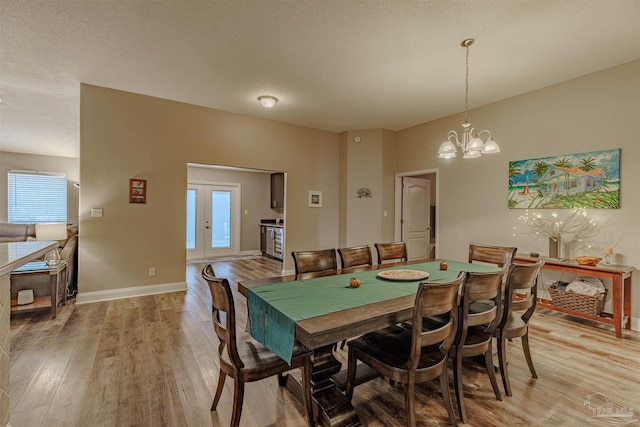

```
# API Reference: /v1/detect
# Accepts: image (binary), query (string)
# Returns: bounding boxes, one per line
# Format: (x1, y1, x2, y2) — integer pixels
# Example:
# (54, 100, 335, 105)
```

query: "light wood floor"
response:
(10, 257, 640, 427)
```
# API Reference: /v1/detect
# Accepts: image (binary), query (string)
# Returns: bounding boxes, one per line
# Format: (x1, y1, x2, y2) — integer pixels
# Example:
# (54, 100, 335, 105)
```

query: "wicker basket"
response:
(548, 284, 607, 316)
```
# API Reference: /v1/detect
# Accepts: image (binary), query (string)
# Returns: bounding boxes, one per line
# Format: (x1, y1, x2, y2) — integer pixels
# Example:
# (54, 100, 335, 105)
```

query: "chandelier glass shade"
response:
(438, 39, 500, 159)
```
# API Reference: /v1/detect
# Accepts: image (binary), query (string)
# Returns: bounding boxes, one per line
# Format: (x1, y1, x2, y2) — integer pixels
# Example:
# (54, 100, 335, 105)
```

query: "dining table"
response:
(238, 259, 499, 427)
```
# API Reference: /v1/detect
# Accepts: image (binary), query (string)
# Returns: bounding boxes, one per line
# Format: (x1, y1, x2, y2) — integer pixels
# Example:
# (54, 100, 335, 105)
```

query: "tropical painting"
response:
(508, 149, 620, 209)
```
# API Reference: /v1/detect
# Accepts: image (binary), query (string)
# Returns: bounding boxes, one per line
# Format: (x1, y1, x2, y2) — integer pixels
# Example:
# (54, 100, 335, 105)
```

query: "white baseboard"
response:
(630, 316, 639, 332)
(241, 250, 262, 256)
(76, 281, 187, 305)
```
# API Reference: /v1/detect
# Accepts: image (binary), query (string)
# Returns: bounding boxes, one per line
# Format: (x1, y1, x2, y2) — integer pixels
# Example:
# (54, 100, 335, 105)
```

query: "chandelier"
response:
(438, 39, 500, 159)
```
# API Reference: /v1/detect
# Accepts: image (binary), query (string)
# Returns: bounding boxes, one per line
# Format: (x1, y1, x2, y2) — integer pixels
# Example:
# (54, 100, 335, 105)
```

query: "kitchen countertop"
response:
(0, 240, 58, 276)
(260, 219, 284, 228)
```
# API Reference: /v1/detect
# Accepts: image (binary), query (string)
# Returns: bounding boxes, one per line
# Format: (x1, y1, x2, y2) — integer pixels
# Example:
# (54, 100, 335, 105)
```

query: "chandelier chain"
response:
(465, 43, 470, 124)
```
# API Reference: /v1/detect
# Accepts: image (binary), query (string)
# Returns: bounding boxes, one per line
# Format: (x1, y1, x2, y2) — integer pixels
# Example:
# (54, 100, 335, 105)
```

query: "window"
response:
(7, 171, 67, 224)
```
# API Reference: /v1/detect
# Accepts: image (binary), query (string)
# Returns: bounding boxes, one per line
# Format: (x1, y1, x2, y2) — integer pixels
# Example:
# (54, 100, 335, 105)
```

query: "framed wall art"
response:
(308, 191, 322, 208)
(129, 179, 147, 204)
(508, 148, 620, 209)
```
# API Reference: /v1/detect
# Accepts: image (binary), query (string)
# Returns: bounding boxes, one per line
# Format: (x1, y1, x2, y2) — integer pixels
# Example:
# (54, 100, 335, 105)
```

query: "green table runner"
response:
(247, 260, 498, 363)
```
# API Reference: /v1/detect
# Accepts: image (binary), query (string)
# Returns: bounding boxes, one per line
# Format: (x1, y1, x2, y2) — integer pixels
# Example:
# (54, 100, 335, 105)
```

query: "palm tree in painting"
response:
(554, 158, 571, 168)
(508, 162, 521, 187)
(580, 157, 596, 171)
(533, 161, 549, 180)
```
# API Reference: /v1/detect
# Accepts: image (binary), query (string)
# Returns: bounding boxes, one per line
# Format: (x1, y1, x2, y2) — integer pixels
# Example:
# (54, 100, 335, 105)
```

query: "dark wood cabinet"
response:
(271, 173, 284, 209)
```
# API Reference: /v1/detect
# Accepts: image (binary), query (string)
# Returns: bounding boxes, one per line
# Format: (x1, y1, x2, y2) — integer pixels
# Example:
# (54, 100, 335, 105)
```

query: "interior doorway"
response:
(186, 163, 287, 266)
(395, 169, 437, 260)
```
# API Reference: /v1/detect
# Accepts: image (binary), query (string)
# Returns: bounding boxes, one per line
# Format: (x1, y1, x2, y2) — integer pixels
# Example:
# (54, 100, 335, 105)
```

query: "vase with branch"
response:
(513, 208, 600, 260)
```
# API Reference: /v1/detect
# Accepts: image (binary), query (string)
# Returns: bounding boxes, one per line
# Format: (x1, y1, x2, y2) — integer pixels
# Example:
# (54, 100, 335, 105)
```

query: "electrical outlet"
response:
(148, 267, 155, 276)
(91, 208, 103, 218)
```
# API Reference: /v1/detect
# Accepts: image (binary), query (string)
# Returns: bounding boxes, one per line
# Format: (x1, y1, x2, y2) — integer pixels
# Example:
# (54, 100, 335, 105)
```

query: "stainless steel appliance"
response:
(266, 226, 283, 260)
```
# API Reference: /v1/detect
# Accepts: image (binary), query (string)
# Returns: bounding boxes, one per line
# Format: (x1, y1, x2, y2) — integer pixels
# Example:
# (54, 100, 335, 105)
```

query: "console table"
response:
(515, 255, 635, 338)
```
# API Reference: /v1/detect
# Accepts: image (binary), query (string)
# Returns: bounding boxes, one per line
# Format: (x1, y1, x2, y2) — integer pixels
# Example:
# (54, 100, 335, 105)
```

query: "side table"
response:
(515, 255, 634, 338)
(10, 260, 68, 318)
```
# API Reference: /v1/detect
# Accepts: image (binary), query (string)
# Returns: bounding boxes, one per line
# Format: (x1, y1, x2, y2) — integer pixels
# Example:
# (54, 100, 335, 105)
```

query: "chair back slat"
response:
(375, 242, 408, 264)
(469, 243, 517, 267)
(469, 307, 498, 326)
(338, 245, 372, 269)
(292, 249, 337, 276)
(511, 295, 534, 312)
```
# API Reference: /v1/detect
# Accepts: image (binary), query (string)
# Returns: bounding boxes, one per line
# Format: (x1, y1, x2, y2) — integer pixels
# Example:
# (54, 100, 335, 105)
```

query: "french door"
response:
(186, 183, 240, 260)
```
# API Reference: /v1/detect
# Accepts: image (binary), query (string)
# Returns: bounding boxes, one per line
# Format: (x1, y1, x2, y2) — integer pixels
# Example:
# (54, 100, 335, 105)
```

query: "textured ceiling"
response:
(1, 1, 639, 158)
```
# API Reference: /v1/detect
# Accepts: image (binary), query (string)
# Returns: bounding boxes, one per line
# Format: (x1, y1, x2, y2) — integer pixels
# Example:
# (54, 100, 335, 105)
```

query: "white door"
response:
(401, 177, 431, 260)
(186, 183, 241, 260)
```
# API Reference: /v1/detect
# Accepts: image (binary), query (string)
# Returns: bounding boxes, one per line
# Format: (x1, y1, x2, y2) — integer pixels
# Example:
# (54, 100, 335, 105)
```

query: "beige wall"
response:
(343, 130, 384, 247)
(79, 85, 339, 294)
(396, 60, 640, 320)
(0, 151, 80, 224)
(339, 129, 396, 251)
(380, 129, 397, 243)
(187, 165, 276, 252)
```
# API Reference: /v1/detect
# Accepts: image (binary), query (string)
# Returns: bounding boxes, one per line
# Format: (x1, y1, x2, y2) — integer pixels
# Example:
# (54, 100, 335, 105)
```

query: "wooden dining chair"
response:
(345, 274, 464, 427)
(201, 265, 314, 427)
(292, 248, 337, 278)
(334, 245, 374, 349)
(468, 243, 517, 267)
(494, 259, 544, 396)
(374, 242, 408, 264)
(337, 245, 372, 269)
(446, 267, 508, 424)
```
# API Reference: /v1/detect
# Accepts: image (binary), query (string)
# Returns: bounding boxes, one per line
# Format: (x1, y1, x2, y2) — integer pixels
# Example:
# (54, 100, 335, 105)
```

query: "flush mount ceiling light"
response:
(258, 95, 278, 108)
(438, 39, 500, 159)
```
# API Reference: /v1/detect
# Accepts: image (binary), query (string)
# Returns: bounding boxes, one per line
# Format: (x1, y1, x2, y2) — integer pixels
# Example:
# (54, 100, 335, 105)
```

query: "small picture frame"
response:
(308, 191, 322, 208)
(129, 179, 147, 204)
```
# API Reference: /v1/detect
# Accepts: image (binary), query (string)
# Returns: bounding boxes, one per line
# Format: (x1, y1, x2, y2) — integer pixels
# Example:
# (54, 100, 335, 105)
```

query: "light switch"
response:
(91, 208, 103, 218)
(244, 210, 249, 215)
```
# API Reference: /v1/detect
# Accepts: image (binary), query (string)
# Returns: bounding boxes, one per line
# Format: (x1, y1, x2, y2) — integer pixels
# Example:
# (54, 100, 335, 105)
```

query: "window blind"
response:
(7, 171, 67, 224)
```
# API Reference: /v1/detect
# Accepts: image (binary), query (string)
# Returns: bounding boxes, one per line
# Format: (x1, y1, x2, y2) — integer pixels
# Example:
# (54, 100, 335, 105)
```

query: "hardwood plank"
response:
(77, 356, 120, 426)
(147, 373, 190, 427)
(13, 343, 73, 413)
(42, 379, 90, 427)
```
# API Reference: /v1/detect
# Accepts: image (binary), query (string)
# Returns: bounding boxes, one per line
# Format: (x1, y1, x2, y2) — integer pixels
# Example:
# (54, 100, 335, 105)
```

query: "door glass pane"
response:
(186, 189, 197, 249)
(211, 190, 231, 248)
